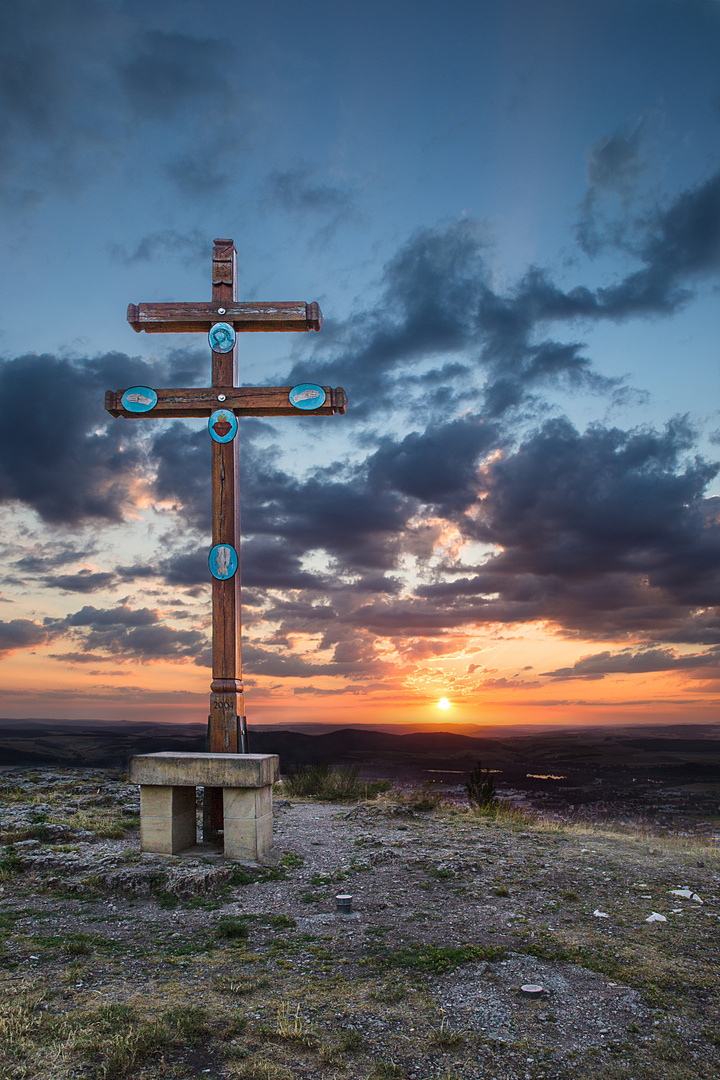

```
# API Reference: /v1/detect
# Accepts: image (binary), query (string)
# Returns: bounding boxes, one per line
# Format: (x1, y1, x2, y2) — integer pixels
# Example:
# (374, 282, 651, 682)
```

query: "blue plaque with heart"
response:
(208, 408, 238, 443)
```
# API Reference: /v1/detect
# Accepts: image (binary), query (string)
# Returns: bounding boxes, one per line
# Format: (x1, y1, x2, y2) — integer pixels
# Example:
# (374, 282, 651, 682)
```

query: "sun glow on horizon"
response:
(437, 697, 451, 711)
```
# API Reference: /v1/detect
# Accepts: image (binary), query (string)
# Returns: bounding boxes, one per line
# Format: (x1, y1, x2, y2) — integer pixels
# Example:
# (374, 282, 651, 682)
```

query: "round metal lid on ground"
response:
(520, 984, 544, 997)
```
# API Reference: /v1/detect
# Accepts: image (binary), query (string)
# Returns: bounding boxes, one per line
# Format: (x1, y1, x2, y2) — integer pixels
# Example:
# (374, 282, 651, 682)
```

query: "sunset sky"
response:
(1, 0, 720, 731)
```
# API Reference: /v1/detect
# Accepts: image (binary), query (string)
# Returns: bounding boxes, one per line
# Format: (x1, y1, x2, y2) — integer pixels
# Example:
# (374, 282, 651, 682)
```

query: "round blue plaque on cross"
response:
(208, 408, 238, 443)
(208, 322, 236, 353)
(121, 386, 158, 413)
(289, 383, 326, 410)
(209, 543, 238, 580)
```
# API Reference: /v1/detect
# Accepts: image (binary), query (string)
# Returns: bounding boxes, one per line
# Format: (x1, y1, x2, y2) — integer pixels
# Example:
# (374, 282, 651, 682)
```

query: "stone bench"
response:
(129, 752, 279, 861)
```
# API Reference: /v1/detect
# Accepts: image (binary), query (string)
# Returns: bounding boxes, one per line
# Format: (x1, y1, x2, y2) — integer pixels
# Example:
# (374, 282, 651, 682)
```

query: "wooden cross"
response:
(105, 239, 346, 829)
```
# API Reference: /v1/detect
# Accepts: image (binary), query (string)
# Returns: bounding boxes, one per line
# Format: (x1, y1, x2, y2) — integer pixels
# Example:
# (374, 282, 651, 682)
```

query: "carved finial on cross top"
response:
(105, 239, 346, 837)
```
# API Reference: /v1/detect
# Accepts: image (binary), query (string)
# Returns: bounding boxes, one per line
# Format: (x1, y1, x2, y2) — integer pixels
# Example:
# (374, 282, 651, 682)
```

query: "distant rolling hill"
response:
(0, 719, 718, 791)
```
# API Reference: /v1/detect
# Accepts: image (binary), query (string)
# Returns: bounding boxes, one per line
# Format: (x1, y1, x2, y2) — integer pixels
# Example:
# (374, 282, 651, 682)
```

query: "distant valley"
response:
(0, 717, 718, 830)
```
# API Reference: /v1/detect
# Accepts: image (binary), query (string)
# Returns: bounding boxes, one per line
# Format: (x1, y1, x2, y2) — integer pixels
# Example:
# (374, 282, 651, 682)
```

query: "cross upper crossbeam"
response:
(105, 385, 348, 419)
(127, 300, 323, 334)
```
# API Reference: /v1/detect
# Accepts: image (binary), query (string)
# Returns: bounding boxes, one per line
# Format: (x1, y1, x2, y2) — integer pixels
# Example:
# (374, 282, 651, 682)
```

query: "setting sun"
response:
(437, 698, 451, 711)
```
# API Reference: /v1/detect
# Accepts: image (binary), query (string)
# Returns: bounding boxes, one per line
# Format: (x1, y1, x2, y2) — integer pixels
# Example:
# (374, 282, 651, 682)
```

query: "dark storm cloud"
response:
(0, 0, 104, 202)
(366, 416, 500, 511)
(48, 651, 113, 665)
(146, 390, 720, 657)
(261, 165, 357, 242)
(164, 135, 245, 197)
(285, 167, 720, 423)
(0, 6, 245, 204)
(0, 350, 187, 524)
(543, 646, 720, 680)
(44, 571, 116, 593)
(58, 603, 206, 662)
(108, 229, 207, 266)
(151, 423, 209, 531)
(149, 420, 412, 574)
(585, 120, 647, 195)
(64, 604, 157, 628)
(12, 547, 95, 575)
(414, 415, 720, 641)
(264, 166, 354, 215)
(285, 219, 490, 414)
(157, 549, 207, 589)
(575, 119, 649, 256)
(592, 172, 720, 317)
(242, 538, 325, 591)
(232, 409, 719, 654)
(284, 218, 619, 421)
(119, 31, 232, 119)
(0, 618, 52, 656)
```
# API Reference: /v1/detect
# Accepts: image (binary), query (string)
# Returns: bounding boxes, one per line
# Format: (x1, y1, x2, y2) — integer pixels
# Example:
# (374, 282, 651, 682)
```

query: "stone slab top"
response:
(129, 752, 279, 788)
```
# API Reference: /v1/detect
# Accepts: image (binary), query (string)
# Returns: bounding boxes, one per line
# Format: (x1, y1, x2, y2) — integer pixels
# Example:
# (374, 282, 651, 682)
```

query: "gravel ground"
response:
(1, 768, 719, 1080)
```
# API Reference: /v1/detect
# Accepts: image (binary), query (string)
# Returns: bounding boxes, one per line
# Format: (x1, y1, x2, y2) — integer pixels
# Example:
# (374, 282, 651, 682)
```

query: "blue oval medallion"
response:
(208, 322, 236, 354)
(121, 386, 158, 413)
(289, 383, 326, 411)
(208, 408, 238, 443)
(209, 543, 238, 580)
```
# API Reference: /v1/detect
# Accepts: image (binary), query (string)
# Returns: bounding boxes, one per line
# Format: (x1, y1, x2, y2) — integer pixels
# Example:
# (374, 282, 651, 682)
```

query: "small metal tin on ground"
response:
(335, 894, 352, 913)
(520, 984, 544, 998)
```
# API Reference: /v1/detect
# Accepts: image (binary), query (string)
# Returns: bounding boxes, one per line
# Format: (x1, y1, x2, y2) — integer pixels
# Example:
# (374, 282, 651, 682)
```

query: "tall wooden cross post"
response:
(105, 238, 347, 839)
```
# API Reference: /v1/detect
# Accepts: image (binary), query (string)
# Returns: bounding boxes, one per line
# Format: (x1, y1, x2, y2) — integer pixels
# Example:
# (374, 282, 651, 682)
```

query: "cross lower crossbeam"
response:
(105, 385, 348, 419)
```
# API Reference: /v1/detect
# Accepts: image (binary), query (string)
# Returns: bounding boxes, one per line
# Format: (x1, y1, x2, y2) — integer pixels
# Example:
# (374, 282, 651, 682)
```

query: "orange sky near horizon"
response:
(1, 612, 718, 729)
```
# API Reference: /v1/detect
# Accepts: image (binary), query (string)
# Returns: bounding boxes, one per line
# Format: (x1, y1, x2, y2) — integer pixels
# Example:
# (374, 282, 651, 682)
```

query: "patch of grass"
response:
(0, 985, 46, 1068)
(214, 973, 270, 996)
(162, 936, 214, 956)
(229, 1061, 294, 1080)
(466, 760, 498, 811)
(155, 890, 179, 909)
(369, 982, 409, 1003)
(0, 845, 23, 877)
(279, 763, 390, 802)
(66, 1000, 217, 1078)
(335, 1027, 362, 1052)
(279, 851, 304, 869)
(373, 942, 506, 974)
(310, 869, 347, 886)
(407, 784, 442, 811)
(267, 913, 296, 929)
(369, 1063, 407, 1079)
(257, 1001, 320, 1050)
(29, 932, 120, 957)
(215, 915, 250, 941)
(429, 1027, 465, 1048)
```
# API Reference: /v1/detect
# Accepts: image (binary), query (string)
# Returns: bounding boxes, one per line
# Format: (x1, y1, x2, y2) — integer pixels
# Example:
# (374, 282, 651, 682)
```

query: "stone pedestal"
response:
(129, 752, 279, 861)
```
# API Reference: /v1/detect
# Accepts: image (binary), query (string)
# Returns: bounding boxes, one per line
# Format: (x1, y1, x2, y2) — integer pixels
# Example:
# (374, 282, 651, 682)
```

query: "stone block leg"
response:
(223, 785, 273, 861)
(140, 785, 197, 855)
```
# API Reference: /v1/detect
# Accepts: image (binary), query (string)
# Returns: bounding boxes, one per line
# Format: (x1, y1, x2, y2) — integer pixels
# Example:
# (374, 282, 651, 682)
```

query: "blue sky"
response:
(1, 0, 719, 729)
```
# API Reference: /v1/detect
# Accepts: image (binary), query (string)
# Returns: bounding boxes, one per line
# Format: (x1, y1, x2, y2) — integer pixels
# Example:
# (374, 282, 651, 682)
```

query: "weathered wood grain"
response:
(126, 300, 323, 333)
(105, 385, 348, 418)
